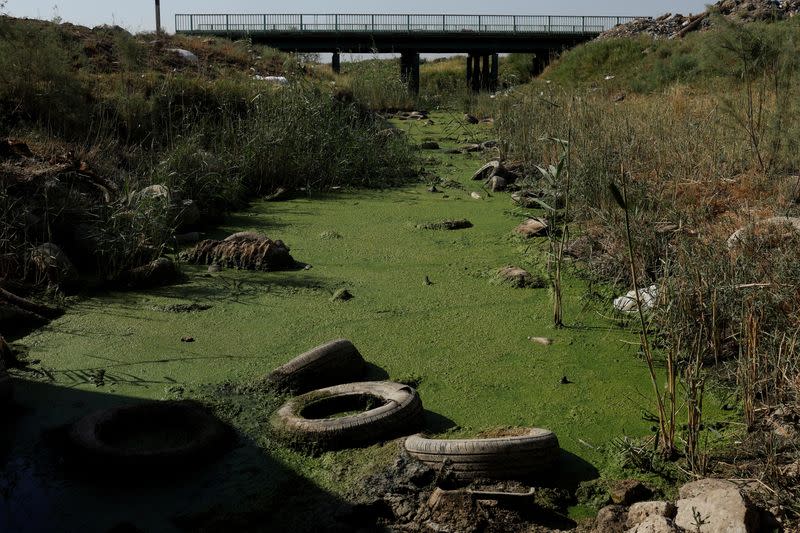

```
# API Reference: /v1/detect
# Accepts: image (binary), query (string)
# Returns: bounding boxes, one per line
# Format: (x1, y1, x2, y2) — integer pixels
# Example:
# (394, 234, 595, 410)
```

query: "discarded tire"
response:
(404, 428, 560, 480)
(273, 381, 423, 449)
(69, 401, 231, 471)
(264, 339, 366, 394)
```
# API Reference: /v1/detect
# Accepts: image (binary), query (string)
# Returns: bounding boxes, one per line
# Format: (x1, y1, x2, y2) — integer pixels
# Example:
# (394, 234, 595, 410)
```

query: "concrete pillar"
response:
(332, 52, 341, 74)
(481, 55, 491, 92)
(490, 53, 499, 92)
(466, 53, 474, 86)
(470, 55, 481, 93)
(532, 53, 549, 77)
(400, 51, 420, 94)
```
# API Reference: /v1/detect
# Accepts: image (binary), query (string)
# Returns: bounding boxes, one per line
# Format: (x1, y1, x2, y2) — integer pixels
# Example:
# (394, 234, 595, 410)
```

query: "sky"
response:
(4, 1, 712, 34)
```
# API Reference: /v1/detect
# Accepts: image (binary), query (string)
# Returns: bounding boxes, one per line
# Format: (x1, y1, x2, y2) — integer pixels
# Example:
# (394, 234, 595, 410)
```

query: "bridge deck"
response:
(175, 14, 637, 38)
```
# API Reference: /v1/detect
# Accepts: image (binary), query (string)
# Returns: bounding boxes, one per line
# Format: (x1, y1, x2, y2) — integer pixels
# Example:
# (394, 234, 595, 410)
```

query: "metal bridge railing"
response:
(175, 14, 639, 35)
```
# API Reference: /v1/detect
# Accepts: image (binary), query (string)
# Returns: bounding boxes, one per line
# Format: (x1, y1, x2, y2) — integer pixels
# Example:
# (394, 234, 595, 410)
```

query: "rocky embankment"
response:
(600, 0, 800, 39)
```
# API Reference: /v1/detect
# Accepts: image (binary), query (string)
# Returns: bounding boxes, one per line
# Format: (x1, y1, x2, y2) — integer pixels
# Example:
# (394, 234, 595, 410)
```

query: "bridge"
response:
(175, 14, 640, 92)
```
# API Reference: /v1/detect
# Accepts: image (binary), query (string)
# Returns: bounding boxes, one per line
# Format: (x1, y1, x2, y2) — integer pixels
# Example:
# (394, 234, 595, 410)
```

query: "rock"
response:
(489, 175, 507, 192)
(614, 285, 659, 314)
(514, 218, 548, 238)
(331, 288, 354, 302)
(495, 266, 545, 289)
(420, 141, 440, 150)
(135, 184, 171, 202)
(176, 199, 201, 229)
(611, 479, 652, 506)
(528, 337, 554, 346)
(181, 336, 195, 343)
(463, 114, 479, 125)
(168, 48, 199, 63)
(470, 192, 482, 200)
(627, 515, 677, 533)
(595, 505, 629, 533)
(120, 257, 180, 289)
(471, 160, 501, 181)
(30, 243, 79, 285)
(627, 502, 677, 529)
(679, 479, 738, 499)
(0, 139, 33, 159)
(462, 143, 482, 152)
(675, 479, 759, 533)
(726, 216, 800, 248)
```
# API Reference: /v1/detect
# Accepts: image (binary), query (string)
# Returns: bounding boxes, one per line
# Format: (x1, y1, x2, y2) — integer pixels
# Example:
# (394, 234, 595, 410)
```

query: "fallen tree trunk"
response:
(0, 287, 63, 319)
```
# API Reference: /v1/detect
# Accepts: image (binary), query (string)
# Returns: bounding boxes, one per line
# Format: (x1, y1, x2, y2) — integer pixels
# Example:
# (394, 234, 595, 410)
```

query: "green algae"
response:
(4, 112, 733, 530)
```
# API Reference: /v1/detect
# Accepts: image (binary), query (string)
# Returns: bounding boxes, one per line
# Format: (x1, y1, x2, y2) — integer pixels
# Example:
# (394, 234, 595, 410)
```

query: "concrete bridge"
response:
(175, 14, 640, 92)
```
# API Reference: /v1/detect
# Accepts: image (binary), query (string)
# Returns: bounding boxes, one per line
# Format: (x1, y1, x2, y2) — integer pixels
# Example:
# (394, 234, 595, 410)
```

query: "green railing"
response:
(175, 14, 640, 35)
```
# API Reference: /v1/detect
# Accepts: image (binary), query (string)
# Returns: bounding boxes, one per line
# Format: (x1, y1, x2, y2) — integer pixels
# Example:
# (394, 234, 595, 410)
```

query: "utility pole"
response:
(155, 0, 162, 37)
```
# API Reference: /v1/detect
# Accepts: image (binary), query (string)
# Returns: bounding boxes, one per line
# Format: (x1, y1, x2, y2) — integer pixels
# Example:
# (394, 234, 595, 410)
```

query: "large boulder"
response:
(118, 257, 180, 289)
(626, 501, 676, 529)
(611, 479, 652, 506)
(495, 266, 545, 289)
(594, 505, 628, 533)
(674, 479, 759, 533)
(627, 515, 678, 533)
(514, 218, 548, 238)
(136, 184, 171, 202)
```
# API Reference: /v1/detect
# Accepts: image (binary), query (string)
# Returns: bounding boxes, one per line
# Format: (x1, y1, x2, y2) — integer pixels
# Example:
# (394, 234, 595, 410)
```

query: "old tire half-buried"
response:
(404, 428, 560, 480)
(69, 401, 231, 471)
(265, 338, 366, 394)
(273, 381, 423, 449)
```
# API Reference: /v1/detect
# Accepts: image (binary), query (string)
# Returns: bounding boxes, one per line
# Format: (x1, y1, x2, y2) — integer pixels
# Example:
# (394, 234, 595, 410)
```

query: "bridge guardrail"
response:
(175, 14, 640, 36)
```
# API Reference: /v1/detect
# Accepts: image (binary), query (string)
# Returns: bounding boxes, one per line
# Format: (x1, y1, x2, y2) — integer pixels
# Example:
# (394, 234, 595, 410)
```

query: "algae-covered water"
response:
(1, 114, 717, 531)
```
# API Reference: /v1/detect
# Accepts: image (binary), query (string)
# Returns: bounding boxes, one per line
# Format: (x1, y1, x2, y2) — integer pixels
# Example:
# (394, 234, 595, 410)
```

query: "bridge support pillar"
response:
(400, 51, 420, 94)
(481, 55, 491, 92)
(532, 53, 549, 77)
(490, 53, 499, 92)
(332, 52, 341, 74)
(469, 54, 481, 93)
(467, 53, 499, 93)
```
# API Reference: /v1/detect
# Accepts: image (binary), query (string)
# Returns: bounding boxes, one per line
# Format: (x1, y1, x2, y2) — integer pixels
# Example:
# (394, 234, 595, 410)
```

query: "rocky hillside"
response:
(600, 0, 800, 39)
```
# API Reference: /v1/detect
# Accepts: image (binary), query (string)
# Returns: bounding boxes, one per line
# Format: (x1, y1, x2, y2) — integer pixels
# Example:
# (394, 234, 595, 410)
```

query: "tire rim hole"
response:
(300, 393, 388, 420)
